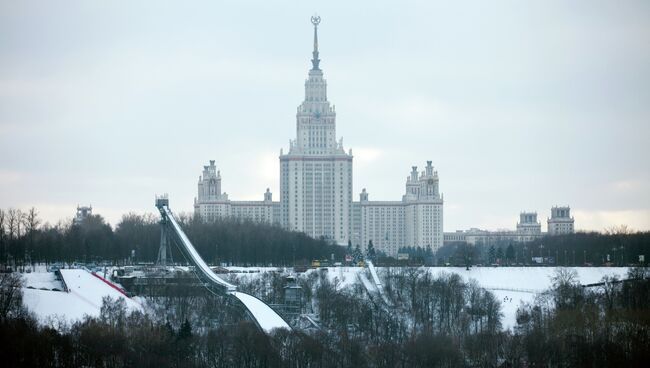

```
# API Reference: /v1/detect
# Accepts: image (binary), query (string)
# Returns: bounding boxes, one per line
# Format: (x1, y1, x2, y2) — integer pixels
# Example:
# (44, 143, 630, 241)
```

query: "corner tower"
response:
(280, 16, 353, 244)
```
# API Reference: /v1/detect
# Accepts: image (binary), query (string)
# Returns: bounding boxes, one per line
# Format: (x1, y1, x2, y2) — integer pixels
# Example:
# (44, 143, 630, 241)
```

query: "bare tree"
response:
(24, 207, 40, 235)
(0, 273, 24, 321)
(0, 209, 5, 268)
(0, 209, 5, 237)
(605, 224, 634, 235)
(24, 207, 40, 268)
(7, 208, 19, 240)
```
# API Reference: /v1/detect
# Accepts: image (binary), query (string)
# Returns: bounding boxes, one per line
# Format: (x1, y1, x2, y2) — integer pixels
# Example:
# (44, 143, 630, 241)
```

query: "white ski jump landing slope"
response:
(367, 260, 382, 288)
(231, 292, 291, 333)
(160, 204, 290, 332)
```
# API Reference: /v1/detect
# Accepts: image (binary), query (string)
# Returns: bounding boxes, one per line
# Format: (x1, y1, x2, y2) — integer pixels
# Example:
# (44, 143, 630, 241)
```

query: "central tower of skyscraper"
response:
(279, 16, 353, 244)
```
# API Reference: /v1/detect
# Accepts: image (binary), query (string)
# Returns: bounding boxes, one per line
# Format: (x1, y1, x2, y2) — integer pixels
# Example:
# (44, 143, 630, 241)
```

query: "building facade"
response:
(354, 162, 443, 255)
(516, 212, 542, 242)
(547, 206, 575, 235)
(194, 160, 278, 224)
(279, 16, 353, 244)
(193, 17, 443, 256)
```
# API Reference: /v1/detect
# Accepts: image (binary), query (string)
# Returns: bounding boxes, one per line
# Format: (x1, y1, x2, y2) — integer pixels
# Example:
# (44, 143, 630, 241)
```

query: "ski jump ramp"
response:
(156, 196, 290, 333)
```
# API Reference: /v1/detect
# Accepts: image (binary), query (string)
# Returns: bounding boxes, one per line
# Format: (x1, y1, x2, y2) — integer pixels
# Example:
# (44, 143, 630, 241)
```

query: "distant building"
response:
(547, 206, 575, 235)
(443, 208, 573, 246)
(73, 205, 92, 225)
(516, 212, 542, 242)
(354, 162, 443, 256)
(194, 160, 277, 224)
(192, 18, 443, 256)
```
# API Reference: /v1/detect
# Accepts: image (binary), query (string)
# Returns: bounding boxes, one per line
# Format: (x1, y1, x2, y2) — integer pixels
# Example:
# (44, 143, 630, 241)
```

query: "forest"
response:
(1, 266, 649, 367)
(431, 229, 649, 268)
(2, 207, 649, 270)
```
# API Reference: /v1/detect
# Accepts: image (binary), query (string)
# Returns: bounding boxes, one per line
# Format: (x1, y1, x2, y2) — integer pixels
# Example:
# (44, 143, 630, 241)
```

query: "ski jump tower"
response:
(156, 206, 174, 267)
(155, 194, 290, 333)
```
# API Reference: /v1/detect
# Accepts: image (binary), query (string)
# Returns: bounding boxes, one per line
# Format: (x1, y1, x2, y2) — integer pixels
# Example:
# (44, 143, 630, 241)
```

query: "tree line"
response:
(436, 230, 650, 267)
(2, 206, 649, 269)
(0, 207, 344, 269)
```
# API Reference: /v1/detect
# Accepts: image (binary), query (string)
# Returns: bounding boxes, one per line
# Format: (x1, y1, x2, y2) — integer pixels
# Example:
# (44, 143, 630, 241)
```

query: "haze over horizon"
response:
(1, 1, 649, 232)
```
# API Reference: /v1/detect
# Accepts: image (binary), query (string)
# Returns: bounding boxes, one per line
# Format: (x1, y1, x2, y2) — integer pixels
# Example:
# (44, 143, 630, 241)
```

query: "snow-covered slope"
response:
(309, 266, 628, 330)
(22, 269, 142, 325)
(231, 291, 291, 332)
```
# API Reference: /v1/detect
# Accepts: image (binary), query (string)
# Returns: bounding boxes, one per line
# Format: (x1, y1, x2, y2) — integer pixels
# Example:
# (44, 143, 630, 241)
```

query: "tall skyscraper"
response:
(194, 17, 444, 255)
(279, 16, 353, 244)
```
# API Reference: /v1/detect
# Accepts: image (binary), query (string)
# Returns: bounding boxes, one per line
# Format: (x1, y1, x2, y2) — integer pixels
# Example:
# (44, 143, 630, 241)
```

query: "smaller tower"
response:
(547, 206, 575, 235)
(73, 205, 92, 225)
(360, 188, 369, 202)
(264, 188, 273, 203)
(517, 212, 542, 241)
(156, 194, 174, 267)
(404, 166, 420, 201)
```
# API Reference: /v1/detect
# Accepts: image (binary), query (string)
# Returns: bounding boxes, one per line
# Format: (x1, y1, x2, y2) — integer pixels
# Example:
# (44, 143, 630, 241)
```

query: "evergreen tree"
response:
(506, 244, 515, 264)
(488, 245, 496, 264)
(496, 247, 504, 264)
(178, 319, 192, 340)
(352, 244, 363, 264)
(347, 240, 352, 256)
(366, 240, 376, 260)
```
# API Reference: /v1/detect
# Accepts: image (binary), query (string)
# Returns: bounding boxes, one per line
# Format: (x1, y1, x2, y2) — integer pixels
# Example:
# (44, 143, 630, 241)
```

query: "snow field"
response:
(21, 269, 142, 325)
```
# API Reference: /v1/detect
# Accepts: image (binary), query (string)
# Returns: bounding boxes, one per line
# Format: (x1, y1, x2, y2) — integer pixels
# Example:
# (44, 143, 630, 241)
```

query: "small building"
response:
(283, 275, 303, 305)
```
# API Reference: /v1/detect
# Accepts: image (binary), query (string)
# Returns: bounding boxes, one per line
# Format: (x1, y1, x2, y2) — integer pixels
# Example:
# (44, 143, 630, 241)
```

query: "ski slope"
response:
(22, 269, 142, 325)
(161, 205, 237, 292)
(231, 292, 291, 333)
(157, 200, 289, 332)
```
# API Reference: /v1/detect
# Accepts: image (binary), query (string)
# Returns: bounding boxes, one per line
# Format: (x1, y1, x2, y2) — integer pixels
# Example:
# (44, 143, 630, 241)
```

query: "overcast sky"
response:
(1, 1, 649, 232)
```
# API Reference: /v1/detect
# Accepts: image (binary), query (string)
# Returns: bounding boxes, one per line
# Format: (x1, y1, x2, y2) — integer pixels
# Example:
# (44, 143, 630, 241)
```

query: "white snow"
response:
(429, 267, 629, 293)
(367, 260, 382, 287)
(358, 272, 376, 294)
(231, 291, 291, 333)
(21, 269, 142, 326)
(306, 267, 364, 289)
(431, 267, 629, 330)
(22, 272, 63, 290)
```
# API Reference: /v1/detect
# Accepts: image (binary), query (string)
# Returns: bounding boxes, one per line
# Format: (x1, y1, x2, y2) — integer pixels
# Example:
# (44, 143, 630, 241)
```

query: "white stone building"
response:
(547, 206, 575, 235)
(516, 212, 542, 242)
(354, 162, 443, 255)
(193, 17, 443, 256)
(194, 160, 277, 224)
(279, 16, 353, 244)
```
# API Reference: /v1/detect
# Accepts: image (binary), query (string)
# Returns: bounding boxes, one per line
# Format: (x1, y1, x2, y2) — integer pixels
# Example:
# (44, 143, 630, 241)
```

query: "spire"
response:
(311, 15, 321, 70)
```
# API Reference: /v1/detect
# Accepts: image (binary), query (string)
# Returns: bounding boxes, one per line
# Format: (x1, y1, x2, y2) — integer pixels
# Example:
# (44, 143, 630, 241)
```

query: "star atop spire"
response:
(311, 15, 321, 70)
